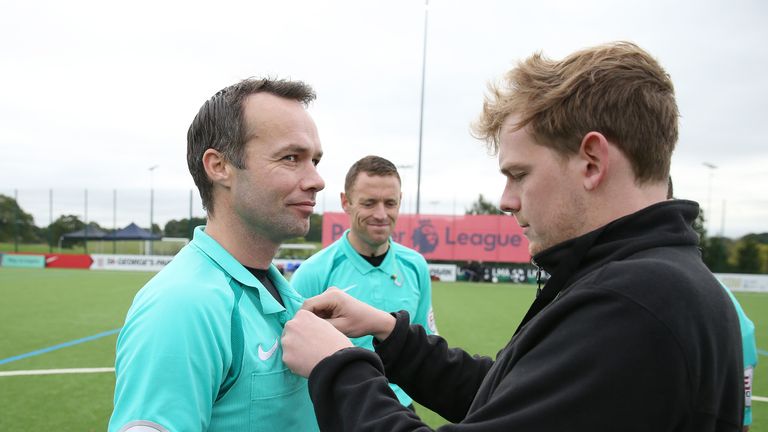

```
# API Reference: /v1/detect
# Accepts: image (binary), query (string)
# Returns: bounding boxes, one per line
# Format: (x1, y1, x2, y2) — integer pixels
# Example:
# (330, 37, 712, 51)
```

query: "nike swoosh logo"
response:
(258, 338, 279, 361)
(341, 284, 357, 292)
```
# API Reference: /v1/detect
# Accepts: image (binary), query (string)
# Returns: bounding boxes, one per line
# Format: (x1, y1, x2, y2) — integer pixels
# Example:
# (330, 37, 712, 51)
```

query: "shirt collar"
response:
(190, 226, 298, 314)
(340, 229, 397, 276)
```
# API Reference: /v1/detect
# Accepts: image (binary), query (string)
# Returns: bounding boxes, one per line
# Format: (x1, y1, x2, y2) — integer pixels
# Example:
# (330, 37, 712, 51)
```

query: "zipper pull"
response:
(531, 258, 543, 296)
(533, 259, 542, 290)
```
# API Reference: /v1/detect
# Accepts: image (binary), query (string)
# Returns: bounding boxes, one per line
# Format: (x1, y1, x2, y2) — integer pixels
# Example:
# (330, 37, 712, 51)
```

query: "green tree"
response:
(0, 194, 40, 242)
(743, 233, 768, 244)
(164, 217, 207, 239)
(735, 237, 761, 274)
(47, 215, 85, 246)
(703, 237, 730, 272)
(759, 244, 768, 274)
(465, 194, 505, 215)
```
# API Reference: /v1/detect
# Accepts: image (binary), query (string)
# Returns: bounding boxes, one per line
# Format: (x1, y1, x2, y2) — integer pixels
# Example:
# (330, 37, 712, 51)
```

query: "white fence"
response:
(716, 273, 768, 293)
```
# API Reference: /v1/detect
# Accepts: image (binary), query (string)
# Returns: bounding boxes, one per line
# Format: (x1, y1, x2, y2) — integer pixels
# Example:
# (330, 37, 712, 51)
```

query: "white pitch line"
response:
(2, 367, 767, 405)
(0, 367, 114, 377)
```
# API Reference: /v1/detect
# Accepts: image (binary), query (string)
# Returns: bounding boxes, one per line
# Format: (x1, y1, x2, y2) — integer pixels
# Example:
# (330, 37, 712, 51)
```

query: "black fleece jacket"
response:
(308, 200, 744, 431)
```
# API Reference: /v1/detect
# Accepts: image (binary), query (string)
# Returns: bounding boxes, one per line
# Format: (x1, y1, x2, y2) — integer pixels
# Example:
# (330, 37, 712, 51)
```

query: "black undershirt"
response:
(244, 267, 285, 307)
(360, 249, 388, 267)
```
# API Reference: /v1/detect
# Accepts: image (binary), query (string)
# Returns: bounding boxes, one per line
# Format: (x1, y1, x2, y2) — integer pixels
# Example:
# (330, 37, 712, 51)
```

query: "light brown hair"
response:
(472, 41, 679, 183)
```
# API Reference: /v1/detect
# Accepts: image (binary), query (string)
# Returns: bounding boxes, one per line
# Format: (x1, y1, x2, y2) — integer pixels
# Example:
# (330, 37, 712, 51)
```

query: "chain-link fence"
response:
(1, 188, 207, 255)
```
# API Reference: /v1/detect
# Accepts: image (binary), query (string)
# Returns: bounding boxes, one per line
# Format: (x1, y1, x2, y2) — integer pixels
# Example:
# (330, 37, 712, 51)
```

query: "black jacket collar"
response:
(514, 200, 701, 336)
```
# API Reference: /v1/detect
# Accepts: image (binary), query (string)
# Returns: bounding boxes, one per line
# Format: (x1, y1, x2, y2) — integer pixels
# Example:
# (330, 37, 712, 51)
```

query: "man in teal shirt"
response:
(668, 178, 757, 430)
(722, 287, 757, 431)
(291, 155, 437, 409)
(109, 78, 325, 431)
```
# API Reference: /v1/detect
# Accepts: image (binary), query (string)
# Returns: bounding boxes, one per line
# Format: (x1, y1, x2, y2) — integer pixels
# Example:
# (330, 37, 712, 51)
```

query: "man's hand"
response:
(302, 288, 396, 341)
(282, 309, 353, 377)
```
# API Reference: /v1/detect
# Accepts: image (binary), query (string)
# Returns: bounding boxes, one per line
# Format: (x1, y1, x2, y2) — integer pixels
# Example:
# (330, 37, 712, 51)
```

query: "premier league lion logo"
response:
(411, 220, 439, 254)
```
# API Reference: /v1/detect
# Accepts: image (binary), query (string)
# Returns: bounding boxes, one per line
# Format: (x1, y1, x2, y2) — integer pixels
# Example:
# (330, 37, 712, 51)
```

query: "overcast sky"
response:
(1, 0, 766, 238)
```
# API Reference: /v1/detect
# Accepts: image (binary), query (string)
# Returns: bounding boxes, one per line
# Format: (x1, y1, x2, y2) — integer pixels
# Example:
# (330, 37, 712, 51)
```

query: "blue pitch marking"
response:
(0, 328, 121, 366)
(2, 329, 766, 364)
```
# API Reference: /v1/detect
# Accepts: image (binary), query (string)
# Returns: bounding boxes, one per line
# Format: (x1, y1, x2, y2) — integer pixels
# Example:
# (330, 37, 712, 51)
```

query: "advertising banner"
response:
(716, 273, 768, 292)
(90, 254, 174, 272)
(322, 213, 530, 263)
(44, 254, 93, 269)
(1, 254, 45, 268)
(428, 263, 457, 282)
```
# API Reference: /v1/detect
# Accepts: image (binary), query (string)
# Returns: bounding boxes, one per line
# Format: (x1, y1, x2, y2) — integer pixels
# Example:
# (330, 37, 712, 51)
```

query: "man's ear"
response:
(341, 192, 351, 214)
(202, 148, 233, 188)
(578, 131, 610, 191)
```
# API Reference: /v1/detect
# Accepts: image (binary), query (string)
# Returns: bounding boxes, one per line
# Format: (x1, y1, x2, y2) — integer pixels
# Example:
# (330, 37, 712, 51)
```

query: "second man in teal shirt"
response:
(291, 155, 437, 408)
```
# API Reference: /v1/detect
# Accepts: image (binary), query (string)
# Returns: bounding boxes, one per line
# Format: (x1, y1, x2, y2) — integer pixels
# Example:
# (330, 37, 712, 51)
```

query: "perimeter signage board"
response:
(1, 254, 45, 268)
(322, 213, 530, 263)
(90, 254, 174, 271)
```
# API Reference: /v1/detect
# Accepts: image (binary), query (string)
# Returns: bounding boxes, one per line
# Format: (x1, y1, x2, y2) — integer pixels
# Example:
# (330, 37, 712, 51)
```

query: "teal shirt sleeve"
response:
(409, 254, 438, 335)
(722, 286, 757, 427)
(109, 280, 232, 432)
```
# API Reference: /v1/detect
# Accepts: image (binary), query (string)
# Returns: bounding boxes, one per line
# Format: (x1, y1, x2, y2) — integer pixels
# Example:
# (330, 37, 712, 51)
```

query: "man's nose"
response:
(302, 163, 325, 192)
(372, 203, 388, 219)
(499, 189, 520, 214)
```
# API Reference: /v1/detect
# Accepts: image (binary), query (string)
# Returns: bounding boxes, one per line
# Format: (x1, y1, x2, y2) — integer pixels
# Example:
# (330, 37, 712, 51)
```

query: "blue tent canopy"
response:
(61, 226, 108, 240)
(102, 222, 162, 240)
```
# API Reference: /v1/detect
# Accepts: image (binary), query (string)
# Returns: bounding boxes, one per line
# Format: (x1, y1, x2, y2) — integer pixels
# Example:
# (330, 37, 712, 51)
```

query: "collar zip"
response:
(532, 258, 543, 295)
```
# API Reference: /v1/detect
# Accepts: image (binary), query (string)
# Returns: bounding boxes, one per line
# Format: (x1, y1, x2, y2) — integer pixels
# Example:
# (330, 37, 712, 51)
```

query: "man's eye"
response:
(283, 155, 298, 162)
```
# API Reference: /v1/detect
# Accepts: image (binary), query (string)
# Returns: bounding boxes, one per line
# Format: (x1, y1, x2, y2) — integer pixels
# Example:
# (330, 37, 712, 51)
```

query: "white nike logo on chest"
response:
(258, 338, 279, 360)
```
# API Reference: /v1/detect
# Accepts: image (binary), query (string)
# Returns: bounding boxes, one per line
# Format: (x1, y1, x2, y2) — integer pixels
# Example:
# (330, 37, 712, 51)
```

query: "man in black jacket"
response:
(281, 41, 744, 431)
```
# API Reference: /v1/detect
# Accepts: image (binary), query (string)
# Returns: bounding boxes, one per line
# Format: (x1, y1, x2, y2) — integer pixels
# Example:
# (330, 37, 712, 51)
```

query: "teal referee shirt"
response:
(291, 229, 437, 407)
(109, 226, 319, 432)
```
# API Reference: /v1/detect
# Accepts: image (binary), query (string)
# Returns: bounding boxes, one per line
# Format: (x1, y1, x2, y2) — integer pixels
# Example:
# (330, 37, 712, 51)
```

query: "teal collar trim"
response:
(190, 226, 293, 314)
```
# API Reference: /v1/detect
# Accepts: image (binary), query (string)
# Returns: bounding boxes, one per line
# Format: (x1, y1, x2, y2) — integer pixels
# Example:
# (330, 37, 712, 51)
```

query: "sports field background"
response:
(1, 267, 765, 430)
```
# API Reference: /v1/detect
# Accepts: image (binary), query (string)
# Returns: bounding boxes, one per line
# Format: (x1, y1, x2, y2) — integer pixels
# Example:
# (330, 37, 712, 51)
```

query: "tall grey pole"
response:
(416, 0, 429, 215)
(13, 189, 19, 252)
(49, 189, 53, 253)
(113, 189, 117, 254)
(719, 199, 726, 237)
(84, 188, 88, 254)
(149, 165, 159, 255)
(702, 162, 717, 234)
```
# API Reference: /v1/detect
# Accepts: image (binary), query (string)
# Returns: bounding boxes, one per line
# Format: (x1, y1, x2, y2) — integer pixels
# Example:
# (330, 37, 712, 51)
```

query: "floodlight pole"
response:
(149, 165, 159, 255)
(702, 162, 717, 234)
(84, 189, 89, 254)
(49, 189, 53, 253)
(13, 189, 19, 252)
(416, 0, 429, 215)
(397, 164, 415, 214)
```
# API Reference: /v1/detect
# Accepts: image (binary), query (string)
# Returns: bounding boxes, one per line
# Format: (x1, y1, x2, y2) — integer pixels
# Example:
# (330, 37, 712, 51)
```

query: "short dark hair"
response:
(187, 77, 316, 214)
(344, 155, 401, 196)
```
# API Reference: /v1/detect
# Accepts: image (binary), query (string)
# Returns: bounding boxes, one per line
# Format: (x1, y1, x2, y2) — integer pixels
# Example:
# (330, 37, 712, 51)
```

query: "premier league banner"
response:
(322, 213, 530, 263)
